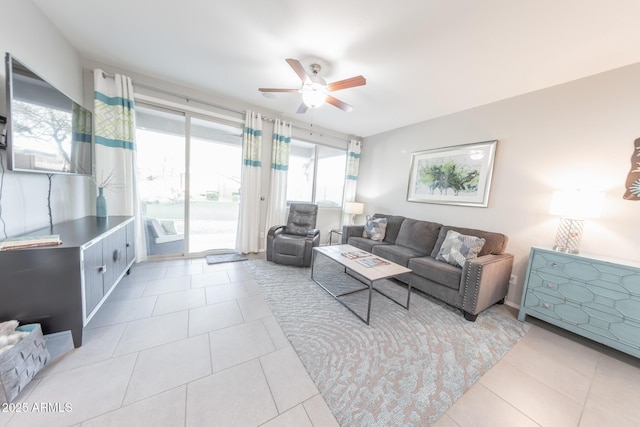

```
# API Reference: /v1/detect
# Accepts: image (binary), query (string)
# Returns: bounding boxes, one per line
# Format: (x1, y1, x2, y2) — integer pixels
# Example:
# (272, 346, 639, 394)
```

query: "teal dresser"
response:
(519, 247, 640, 358)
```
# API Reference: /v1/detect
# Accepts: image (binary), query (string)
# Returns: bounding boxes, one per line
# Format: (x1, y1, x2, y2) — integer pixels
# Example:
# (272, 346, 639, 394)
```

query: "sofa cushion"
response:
(347, 236, 390, 253)
(431, 226, 508, 258)
(370, 214, 406, 244)
(273, 234, 307, 256)
(408, 256, 463, 290)
(286, 204, 318, 236)
(149, 218, 165, 238)
(394, 218, 442, 255)
(435, 230, 486, 268)
(375, 215, 406, 244)
(272, 234, 309, 266)
(372, 244, 425, 267)
(155, 233, 184, 244)
(362, 216, 388, 241)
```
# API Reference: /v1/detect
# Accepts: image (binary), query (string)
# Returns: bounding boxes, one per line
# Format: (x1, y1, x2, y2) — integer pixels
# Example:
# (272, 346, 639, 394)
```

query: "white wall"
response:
(359, 62, 640, 305)
(0, 0, 92, 238)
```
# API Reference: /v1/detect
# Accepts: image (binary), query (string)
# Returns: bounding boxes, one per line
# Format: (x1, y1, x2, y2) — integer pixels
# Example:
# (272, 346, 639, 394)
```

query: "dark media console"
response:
(0, 216, 135, 347)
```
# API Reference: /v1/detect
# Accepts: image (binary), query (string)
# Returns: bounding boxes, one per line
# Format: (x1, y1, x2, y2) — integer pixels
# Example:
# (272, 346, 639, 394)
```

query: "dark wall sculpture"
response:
(623, 138, 640, 200)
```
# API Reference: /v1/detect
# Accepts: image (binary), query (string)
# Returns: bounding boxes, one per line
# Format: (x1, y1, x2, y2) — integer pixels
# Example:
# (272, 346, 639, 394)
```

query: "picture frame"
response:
(407, 140, 498, 207)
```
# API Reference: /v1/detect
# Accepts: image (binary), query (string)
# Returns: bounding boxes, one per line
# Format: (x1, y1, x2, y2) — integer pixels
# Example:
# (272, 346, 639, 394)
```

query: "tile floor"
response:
(435, 311, 640, 427)
(2, 256, 640, 426)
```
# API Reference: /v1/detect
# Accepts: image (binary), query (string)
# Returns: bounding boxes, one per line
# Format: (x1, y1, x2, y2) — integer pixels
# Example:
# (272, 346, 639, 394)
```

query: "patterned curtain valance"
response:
(346, 145, 361, 181)
(93, 73, 136, 151)
(265, 119, 292, 231)
(342, 139, 362, 226)
(93, 69, 146, 261)
(271, 121, 291, 171)
(242, 115, 262, 168)
(237, 111, 263, 253)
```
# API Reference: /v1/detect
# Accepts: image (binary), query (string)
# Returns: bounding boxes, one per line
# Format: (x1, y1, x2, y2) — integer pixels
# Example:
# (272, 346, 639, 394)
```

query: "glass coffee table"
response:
(311, 244, 412, 325)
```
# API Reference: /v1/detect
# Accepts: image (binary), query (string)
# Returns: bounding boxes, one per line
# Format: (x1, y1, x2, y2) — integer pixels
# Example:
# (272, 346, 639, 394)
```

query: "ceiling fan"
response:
(259, 58, 366, 114)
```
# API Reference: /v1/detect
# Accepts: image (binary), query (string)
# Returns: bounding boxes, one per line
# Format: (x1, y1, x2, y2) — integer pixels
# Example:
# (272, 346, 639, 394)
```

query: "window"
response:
(286, 139, 347, 207)
(286, 140, 315, 203)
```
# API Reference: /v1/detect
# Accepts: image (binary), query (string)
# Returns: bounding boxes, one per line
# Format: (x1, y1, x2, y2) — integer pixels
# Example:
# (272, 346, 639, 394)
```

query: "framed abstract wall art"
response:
(407, 140, 497, 207)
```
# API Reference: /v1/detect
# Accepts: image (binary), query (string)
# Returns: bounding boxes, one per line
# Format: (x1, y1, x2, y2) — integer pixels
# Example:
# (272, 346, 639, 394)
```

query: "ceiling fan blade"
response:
(286, 58, 311, 83)
(258, 88, 300, 93)
(296, 103, 308, 114)
(327, 75, 366, 92)
(326, 95, 353, 112)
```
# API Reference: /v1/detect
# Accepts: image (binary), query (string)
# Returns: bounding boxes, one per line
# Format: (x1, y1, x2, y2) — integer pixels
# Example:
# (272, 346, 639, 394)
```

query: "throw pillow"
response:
(362, 215, 388, 242)
(160, 220, 178, 235)
(436, 230, 486, 268)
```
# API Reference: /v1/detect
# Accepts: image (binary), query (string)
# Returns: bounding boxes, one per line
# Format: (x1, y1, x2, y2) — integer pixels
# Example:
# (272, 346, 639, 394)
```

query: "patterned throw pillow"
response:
(436, 230, 486, 268)
(160, 220, 178, 235)
(362, 216, 388, 242)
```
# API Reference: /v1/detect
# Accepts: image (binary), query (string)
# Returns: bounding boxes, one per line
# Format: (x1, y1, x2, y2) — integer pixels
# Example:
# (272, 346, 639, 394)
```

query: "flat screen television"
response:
(4, 53, 92, 175)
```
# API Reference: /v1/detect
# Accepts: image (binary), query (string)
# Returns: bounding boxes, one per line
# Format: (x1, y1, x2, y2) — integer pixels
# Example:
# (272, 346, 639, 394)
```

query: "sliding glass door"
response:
(136, 106, 186, 257)
(188, 117, 242, 253)
(136, 105, 242, 257)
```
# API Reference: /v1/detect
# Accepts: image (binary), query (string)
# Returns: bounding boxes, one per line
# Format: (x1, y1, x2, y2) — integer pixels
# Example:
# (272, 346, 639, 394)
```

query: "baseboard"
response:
(504, 300, 520, 310)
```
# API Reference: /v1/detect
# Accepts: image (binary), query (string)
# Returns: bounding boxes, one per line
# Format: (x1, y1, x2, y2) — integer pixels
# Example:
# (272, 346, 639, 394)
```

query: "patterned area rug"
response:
(245, 258, 529, 426)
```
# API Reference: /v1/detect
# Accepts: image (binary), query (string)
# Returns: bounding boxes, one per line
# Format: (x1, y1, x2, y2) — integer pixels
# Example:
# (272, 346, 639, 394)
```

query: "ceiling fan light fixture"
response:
(301, 82, 327, 108)
(259, 58, 365, 113)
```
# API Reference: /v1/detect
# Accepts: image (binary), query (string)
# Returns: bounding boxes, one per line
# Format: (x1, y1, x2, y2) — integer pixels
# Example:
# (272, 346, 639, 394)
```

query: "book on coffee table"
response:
(341, 250, 370, 260)
(356, 257, 390, 267)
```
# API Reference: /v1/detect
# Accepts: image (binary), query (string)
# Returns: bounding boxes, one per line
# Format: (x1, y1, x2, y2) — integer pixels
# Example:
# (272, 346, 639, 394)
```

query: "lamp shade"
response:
(549, 190, 604, 219)
(344, 202, 364, 215)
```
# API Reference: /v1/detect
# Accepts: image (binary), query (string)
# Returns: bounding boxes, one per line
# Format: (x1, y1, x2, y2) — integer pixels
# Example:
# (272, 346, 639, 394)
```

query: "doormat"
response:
(205, 253, 248, 265)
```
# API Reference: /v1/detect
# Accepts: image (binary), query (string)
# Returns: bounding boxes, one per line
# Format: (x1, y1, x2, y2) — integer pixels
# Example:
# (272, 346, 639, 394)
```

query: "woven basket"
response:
(0, 324, 50, 403)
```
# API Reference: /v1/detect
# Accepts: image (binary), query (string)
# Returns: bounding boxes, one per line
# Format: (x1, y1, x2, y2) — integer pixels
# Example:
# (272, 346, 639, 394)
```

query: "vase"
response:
(96, 187, 107, 218)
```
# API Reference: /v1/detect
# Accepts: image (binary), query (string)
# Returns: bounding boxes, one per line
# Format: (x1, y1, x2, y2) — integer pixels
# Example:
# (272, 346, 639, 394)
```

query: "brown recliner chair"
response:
(266, 203, 320, 267)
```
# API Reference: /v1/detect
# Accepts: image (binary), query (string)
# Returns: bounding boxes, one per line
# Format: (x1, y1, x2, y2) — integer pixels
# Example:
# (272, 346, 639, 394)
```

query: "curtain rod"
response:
(135, 82, 353, 142)
(95, 70, 243, 116)
(134, 82, 245, 116)
(90, 69, 115, 79)
(92, 70, 354, 142)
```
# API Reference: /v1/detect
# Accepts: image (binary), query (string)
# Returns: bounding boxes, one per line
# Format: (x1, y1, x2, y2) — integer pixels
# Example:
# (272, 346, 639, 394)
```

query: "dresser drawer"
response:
(526, 271, 595, 303)
(531, 251, 640, 295)
(524, 290, 588, 324)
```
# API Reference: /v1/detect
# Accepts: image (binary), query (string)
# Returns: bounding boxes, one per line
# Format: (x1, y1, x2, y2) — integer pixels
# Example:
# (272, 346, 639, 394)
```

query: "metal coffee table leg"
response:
(311, 249, 373, 324)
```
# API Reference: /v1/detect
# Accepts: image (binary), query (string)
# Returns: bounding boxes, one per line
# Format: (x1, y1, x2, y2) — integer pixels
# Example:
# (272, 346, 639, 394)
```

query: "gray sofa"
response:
(342, 214, 513, 321)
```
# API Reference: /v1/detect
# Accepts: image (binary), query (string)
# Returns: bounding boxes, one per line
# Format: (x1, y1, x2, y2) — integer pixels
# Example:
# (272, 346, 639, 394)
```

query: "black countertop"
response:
(20, 216, 133, 248)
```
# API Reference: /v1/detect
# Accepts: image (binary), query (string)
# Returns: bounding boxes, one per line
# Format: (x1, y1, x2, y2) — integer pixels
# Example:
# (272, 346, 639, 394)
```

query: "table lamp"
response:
(549, 190, 604, 254)
(344, 202, 364, 225)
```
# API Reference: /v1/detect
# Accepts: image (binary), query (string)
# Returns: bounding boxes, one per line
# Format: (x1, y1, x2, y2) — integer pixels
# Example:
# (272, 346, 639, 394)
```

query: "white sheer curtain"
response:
(236, 111, 263, 253)
(265, 119, 291, 230)
(93, 69, 146, 261)
(342, 139, 362, 226)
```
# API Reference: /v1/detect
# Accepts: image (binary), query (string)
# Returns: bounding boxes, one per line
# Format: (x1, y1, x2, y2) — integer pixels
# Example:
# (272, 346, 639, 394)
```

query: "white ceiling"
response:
(32, 0, 640, 137)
